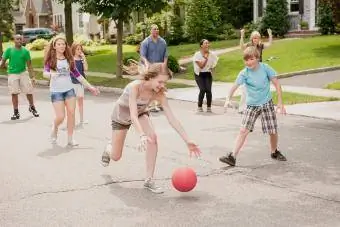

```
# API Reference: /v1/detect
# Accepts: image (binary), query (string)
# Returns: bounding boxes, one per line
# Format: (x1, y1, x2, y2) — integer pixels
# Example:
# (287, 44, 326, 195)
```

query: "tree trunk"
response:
(0, 31, 3, 59)
(115, 20, 123, 79)
(64, 0, 73, 45)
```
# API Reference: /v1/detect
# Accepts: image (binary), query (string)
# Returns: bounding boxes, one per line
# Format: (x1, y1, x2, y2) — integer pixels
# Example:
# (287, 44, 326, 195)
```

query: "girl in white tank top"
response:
(101, 63, 201, 194)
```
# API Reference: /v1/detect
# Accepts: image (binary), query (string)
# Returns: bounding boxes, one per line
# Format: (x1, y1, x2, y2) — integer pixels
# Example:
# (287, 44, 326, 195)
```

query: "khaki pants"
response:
(8, 72, 33, 94)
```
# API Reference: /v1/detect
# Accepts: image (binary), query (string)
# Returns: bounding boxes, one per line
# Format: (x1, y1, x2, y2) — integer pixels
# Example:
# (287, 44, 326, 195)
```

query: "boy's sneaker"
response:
(207, 107, 212, 113)
(271, 149, 287, 161)
(29, 106, 40, 117)
(101, 143, 111, 167)
(219, 152, 236, 166)
(144, 178, 164, 194)
(11, 112, 20, 120)
(197, 107, 203, 112)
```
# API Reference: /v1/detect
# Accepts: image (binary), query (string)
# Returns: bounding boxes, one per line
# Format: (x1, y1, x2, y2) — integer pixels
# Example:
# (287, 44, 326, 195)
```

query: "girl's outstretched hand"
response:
(89, 86, 100, 96)
(186, 141, 201, 158)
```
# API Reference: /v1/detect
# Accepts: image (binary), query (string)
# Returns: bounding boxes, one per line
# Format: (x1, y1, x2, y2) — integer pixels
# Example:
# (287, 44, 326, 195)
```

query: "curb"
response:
(277, 66, 340, 79)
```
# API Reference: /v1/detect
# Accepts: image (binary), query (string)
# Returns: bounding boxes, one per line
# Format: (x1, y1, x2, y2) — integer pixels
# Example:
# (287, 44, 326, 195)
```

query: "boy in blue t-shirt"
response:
(220, 46, 287, 166)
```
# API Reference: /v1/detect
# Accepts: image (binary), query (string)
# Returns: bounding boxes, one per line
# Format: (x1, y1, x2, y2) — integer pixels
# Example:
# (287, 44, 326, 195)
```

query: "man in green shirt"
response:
(0, 34, 39, 120)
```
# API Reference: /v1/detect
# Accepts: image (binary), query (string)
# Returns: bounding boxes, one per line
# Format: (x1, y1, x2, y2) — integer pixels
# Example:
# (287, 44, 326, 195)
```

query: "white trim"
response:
(37, 13, 40, 27)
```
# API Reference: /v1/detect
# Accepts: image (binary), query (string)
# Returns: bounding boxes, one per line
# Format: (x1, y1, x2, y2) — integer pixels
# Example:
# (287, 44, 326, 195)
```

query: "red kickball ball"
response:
(171, 167, 197, 192)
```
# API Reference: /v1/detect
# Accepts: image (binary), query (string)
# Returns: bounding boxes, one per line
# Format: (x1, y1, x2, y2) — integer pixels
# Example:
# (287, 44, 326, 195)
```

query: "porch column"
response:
(309, 0, 316, 30)
(253, 0, 258, 22)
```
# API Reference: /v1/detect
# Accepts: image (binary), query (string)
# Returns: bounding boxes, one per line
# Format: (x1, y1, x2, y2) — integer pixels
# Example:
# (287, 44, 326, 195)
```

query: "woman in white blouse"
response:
(193, 39, 218, 112)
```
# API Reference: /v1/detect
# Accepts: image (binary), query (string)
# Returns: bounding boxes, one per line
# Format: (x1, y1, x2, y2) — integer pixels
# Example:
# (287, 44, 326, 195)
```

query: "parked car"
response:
(22, 28, 56, 45)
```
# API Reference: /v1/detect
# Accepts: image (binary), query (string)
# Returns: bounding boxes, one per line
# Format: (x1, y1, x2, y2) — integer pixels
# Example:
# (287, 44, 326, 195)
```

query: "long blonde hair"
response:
(250, 31, 263, 46)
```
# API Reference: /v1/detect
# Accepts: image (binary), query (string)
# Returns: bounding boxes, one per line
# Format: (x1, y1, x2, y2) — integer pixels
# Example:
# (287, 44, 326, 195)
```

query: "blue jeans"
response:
(50, 89, 76, 103)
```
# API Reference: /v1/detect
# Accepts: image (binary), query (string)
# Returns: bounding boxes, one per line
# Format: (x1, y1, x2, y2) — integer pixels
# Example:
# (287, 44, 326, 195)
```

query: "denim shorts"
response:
(51, 89, 76, 103)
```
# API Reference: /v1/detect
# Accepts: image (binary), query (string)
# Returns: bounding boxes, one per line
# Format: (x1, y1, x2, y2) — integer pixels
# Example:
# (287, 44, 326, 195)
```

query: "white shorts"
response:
(73, 83, 84, 97)
(8, 72, 34, 94)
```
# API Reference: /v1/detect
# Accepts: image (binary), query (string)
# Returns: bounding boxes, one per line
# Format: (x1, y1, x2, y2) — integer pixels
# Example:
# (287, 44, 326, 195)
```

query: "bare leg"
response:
(109, 129, 128, 161)
(51, 101, 65, 143)
(64, 97, 76, 144)
(269, 133, 278, 153)
(77, 97, 84, 123)
(138, 115, 158, 179)
(26, 94, 34, 106)
(232, 128, 250, 157)
(12, 94, 19, 110)
(238, 86, 247, 113)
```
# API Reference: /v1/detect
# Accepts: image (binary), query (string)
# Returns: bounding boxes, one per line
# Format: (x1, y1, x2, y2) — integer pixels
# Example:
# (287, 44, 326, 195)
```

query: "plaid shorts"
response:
(241, 100, 278, 134)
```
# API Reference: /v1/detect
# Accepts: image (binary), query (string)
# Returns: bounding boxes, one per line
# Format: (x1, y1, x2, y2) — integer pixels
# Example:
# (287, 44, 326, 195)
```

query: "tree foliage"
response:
(185, 0, 221, 42)
(0, 0, 14, 57)
(261, 0, 290, 37)
(215, 0, 252, 29)
(78, 0, 168, 78)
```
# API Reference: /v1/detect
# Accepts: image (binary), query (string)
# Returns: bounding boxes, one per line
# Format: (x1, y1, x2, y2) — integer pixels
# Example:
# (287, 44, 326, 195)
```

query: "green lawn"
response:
(178, 35, 340, 82)
(233, 91, 340, 105)
(3, 39, 239, 74)
(30, 71, 192, 89)
(325, 81, 340, 90)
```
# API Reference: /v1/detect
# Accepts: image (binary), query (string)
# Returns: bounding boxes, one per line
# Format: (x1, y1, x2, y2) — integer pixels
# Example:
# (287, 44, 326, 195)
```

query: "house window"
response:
(290, 0, 300, 13)
(78, 13, 84, 28)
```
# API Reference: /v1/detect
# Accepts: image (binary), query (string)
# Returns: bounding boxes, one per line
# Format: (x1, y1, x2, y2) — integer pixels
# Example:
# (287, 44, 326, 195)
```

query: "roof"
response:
(32, 0, 52, 14)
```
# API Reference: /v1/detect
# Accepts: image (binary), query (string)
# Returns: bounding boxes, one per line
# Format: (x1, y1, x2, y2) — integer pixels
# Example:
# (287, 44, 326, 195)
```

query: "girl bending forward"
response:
(101, 63, 201, 194)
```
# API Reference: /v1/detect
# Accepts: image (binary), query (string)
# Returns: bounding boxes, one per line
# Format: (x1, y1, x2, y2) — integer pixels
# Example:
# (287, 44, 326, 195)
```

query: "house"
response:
(253, 0, 318, 31)
(12, 0, 101, 38)
(12, 0, 53, 34)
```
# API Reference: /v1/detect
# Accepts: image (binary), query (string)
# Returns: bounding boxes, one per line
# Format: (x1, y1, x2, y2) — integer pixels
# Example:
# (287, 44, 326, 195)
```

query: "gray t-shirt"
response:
(44, 59, 81, 92)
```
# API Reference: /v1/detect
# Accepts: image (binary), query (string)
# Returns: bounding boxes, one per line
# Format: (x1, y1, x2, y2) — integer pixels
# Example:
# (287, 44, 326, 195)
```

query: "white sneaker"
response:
(50, 125, 58, 144)
(67, 139, 79, 147)
(80, 120, 88, 125)
(144, 178, 164, 194)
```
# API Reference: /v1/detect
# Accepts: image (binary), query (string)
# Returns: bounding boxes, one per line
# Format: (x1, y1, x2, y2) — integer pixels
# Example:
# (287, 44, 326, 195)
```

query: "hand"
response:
(186, 140, 201, 158)
(276, 103, 286, 115)
(30, 77, 36, 85)
(80, 52, 86, 58)
(240, 29, 245, 36)
(267, 28, 272, 36)
(88, 86, 100, 96)
(138, 134, 151, 152)
(223, 100, 231, 113)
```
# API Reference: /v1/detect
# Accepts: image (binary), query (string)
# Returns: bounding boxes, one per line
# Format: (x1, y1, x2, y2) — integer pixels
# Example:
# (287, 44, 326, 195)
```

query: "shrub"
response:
(317, 0, 335, 35)
(261, 0, 290, 37)
(73, 34, 96, 46)
(167, 55, 180, 73)
(184, 0, 222, 42)
(124, 33, 143, 45)
(26, 39, 49, 51)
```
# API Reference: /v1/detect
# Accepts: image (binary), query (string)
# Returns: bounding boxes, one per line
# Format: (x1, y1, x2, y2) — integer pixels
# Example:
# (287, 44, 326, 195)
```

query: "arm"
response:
(129, 85, 146, 136)
(163, 41, 168, 67)
(159, 94, 190, 143)
(26, 60, 35, 79)
(240, 29, 246, 50)
(140, 40, 150, 69)
(194, 52, 209, 69)
(72, 68, 94, 89)
(224, 83, 240, 105)
(0, 48, 9, 69)
(43, 63, 53, 79)
(264, 28, 273, 49)
(81, 53, 88, 71)
(0, 58, 7, 69)
(271, 78, 284, 108)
